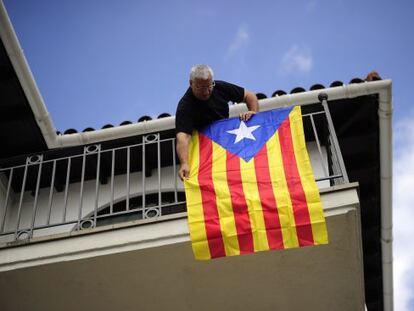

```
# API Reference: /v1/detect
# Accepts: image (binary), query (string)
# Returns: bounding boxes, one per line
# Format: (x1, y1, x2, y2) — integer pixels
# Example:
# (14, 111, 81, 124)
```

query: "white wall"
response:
(307, 142, 330, 188)
(0, 164, 183, 242)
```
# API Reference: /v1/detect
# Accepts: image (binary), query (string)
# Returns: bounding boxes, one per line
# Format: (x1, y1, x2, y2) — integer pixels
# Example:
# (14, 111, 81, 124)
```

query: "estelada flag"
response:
(184, 106, 328, 260)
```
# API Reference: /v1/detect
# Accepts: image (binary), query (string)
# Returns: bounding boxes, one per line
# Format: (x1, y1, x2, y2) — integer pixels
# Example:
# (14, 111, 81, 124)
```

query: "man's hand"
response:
(239, 110, 256, 121)
(240, 90, 258, 121)
(178, 163, 190, 181)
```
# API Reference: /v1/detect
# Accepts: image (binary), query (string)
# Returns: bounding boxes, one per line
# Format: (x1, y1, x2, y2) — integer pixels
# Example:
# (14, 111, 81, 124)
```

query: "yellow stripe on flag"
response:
(211, 141, 240, 256)
(289, 107, 328, 245)
(240, 157, 270, 252)
(184, 132, 211, 259)
(266, 133, 300, 248)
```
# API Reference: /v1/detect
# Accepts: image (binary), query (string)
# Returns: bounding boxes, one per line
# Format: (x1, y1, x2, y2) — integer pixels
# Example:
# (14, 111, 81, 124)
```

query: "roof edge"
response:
(51, 79, 392, 148)
(0, 1, 58, 148)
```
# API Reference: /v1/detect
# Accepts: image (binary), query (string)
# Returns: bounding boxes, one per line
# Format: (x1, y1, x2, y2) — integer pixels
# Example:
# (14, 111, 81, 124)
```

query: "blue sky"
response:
(4, 0, 414, 131)
(3, 0, 414, 309)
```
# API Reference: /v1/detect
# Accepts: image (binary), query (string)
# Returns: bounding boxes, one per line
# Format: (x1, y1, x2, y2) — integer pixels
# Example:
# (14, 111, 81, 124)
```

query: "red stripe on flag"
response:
(226, 151, 254, 254)
(254, 146, 284, 249)
(278, 119, 315, 246)
(198, 134, 226, 258)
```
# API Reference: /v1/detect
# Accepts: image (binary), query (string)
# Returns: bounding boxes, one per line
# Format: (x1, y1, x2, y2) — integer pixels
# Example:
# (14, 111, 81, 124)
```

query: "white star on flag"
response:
(227, 121, 261, 144)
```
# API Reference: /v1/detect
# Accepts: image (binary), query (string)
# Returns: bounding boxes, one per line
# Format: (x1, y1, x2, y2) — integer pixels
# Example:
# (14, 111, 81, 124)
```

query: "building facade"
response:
(0, 2, 393, 310)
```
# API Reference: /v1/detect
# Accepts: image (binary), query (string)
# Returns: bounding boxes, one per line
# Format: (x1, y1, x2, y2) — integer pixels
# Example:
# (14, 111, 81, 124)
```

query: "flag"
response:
(184, 106, 328, 260)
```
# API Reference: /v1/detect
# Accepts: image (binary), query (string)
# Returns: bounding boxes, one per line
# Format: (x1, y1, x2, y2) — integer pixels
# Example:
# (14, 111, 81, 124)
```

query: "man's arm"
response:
(240, 90, 259, 121)
(176, 132, 192, 180)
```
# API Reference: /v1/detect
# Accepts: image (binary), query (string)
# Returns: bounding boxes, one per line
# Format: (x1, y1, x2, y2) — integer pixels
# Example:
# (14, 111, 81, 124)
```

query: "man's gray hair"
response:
(190, 64, 214, 81)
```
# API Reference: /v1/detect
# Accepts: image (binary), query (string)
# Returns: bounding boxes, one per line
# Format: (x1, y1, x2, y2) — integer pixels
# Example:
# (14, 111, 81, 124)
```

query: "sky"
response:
(3, 0, 414, 309)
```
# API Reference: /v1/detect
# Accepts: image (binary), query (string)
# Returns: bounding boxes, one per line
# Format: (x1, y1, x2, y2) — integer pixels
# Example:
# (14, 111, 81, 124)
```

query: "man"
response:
(175, 64, 259, 180)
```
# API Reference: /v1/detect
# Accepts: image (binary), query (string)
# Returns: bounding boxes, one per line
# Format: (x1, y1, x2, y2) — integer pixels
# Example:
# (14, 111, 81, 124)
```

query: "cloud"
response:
(224, 24, 250, 60)
(393, 115, 414, 311)
(281, 45, 313, 74)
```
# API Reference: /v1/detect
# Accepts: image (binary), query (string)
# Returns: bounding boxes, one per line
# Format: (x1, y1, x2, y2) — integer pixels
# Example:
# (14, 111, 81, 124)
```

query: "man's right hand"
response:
(178, 163, 190, 181)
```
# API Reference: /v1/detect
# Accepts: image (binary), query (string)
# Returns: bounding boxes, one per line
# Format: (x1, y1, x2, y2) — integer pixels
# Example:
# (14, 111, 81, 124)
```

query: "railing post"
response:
(142, 136, 146, 218)
(172, 139, 178, 203)
(77, 146, 88, 229)
(126, 146, 130, 211)
(157, 134, 162, 217)
(62, 157, 71, 223)
(318, 92, 349, 183)
(29, 155, 44, 238)
(110, 149, 115, 214)
(15, 156, 29, 240)
(46, 160, 57, 225)
(94, 145, 101, 227)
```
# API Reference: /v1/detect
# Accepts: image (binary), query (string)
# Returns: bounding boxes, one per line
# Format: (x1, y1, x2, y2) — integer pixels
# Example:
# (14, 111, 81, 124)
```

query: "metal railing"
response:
(0, 101, 348, 244)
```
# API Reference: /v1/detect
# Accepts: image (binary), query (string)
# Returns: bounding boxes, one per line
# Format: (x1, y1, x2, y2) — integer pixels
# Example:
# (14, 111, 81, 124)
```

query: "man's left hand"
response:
(239, 111, 256, 121)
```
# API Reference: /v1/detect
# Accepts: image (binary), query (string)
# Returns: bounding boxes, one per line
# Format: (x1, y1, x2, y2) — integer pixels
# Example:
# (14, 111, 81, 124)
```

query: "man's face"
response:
(190, 77, 215, 101)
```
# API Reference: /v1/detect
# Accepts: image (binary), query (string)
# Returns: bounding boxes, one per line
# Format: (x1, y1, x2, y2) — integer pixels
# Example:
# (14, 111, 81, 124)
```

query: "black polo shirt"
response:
(175, 80, 244, 134)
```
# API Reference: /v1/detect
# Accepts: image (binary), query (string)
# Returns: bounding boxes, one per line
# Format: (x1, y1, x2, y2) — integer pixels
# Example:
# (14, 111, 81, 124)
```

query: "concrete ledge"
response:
(0, 183, 360, 272)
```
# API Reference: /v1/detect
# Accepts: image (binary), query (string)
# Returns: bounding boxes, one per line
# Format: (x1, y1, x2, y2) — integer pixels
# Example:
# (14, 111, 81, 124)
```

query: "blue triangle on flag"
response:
(200, 106, 294, 162)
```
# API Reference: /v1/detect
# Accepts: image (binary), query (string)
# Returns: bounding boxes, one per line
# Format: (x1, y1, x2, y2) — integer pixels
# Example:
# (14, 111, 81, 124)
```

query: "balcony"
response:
(1, 101, 348, 245)
(0, 101, 366, 310)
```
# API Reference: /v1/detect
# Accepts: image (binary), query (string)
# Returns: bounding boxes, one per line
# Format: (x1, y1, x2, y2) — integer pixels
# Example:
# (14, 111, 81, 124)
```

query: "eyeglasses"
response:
(193, 80, 215, 91)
